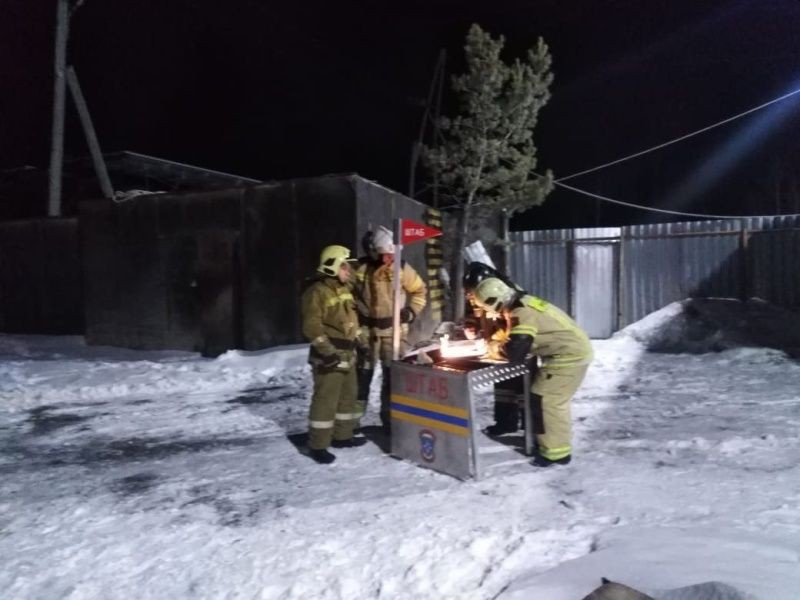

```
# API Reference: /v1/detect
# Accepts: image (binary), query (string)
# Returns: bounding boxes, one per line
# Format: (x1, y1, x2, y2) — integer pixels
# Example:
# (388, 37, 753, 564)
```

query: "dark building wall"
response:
(81, 189, 243, 353)
(241, 175, 442, 350)
(77, 174, 443, 354)
(0, 218, 83, 335)
(241, 177, 357, 349)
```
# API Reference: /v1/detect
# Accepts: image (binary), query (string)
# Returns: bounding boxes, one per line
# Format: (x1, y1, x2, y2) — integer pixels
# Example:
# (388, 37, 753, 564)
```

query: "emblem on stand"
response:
(419, 429, 437, 462)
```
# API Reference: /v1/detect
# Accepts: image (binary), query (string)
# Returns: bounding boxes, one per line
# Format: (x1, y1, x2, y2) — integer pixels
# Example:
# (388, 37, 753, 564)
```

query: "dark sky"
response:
(3, 0, 800, 228)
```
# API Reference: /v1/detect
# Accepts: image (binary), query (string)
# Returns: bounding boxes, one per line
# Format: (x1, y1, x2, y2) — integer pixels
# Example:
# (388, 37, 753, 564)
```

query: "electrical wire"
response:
(419, 84, 800, 218)
(553, 179, 800, 219)
(436, 178, 800, 219)
(556, 86, 800, 182)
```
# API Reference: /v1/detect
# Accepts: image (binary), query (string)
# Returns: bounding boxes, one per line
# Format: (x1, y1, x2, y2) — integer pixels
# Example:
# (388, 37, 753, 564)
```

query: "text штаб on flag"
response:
(401, 219, 442, 245)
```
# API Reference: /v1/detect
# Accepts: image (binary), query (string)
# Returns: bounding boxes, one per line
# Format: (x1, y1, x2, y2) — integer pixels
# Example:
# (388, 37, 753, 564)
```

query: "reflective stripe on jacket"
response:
(354, 261, 426, 332)
(507, 295, 593, 368)
(301, 277, 360, 364)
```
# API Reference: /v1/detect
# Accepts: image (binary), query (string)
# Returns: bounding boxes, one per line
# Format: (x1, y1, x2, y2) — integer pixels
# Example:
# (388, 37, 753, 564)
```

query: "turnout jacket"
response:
(354, 261, 427, 332)
(301, 276, 363, 366)
(504, 295, 593, 368)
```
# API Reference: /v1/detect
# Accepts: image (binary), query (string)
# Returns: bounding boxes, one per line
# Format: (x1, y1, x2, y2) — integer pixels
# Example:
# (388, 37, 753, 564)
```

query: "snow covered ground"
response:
(2, 299, 800, 600)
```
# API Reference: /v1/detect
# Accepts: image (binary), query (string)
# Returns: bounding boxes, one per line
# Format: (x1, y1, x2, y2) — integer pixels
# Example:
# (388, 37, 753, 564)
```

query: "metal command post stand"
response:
(390, 360, 532, 480)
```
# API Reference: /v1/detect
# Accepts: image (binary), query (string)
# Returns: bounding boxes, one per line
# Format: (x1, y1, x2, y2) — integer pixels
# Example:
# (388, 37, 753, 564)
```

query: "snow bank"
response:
(502, 527, 797, 599)
(615, 298, 800, 357)
(0, 335, 308, 409)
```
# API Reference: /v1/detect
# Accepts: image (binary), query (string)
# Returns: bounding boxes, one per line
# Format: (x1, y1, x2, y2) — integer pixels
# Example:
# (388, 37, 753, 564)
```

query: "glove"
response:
(320, 353, 340, 369)
(462, 315, 480, 339)
(505, 334, 534, 364)
(356, 325, 370, 348)
(463, 315, 480, 330)
(400, 307, 416, 324)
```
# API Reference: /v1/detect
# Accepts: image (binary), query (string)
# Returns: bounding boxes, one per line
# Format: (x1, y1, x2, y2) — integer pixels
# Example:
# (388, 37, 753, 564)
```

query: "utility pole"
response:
(67, 66, 114, 199)
(432, 50, 446, 208)
(47, 0, 70, 217)
(408, 50, 446, 202)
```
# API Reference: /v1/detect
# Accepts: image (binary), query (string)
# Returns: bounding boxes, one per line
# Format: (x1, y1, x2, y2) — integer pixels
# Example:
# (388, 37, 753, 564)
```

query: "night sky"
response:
(3, 0, 800, 228)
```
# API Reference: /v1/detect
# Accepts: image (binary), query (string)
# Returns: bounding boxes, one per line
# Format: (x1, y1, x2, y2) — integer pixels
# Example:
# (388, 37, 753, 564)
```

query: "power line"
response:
(554, 179, 800, 219)
(425, 177, 800, 220)
(556, 85, 800, 182)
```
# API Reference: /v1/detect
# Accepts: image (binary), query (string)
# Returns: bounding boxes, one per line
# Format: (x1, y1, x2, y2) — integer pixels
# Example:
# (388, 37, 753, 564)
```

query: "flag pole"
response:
(392, 218, 403, 361)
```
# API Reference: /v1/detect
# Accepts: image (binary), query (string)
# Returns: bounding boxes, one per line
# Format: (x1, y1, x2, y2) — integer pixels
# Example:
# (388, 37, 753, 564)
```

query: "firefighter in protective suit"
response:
(301, 245, 368, 464)
(354, 226, 427, 432)
(473, 277, 593, 466)
(462, 262, 530, 435)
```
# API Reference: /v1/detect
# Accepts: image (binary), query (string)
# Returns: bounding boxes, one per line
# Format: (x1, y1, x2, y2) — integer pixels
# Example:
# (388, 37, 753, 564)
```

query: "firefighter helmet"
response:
(463, 262, 505, 294)
(372, 226, 395, 254)
(317, 245, 353, 277)
(473, 277, 516, 313)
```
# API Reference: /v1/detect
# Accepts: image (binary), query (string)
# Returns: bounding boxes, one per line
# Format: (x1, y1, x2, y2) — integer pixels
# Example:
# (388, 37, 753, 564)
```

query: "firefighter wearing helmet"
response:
(462, 262, 530, 435)
(300, 245, 369, 464)
(353, 226, 427, 433)
(473, 277, 593, 466)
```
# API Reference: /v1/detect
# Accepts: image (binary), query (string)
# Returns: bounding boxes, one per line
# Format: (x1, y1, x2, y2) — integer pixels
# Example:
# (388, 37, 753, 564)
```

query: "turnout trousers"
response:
(531, 364, 589, 461)
(356, 329, 407, 427)
(308, 363, 358, 450)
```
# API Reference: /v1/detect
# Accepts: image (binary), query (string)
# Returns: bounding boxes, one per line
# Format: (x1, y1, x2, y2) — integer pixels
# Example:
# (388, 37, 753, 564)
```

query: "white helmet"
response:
(372, 226, 395, 254)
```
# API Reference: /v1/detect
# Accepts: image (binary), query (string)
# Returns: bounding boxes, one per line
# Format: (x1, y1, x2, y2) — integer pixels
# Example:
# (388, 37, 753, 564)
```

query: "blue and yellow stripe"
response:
(390, 394, 470, 437)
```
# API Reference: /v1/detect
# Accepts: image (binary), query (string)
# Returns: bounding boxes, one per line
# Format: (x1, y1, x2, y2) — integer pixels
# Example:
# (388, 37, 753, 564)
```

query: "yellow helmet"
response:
(317, 245, 353, 277)
(474, 277, 516, 312)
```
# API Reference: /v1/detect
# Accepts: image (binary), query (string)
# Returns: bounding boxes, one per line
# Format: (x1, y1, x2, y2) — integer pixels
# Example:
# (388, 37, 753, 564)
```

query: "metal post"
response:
(468, 383, 482, 479)
(739, 221, 750, 302)
(500, 209, 510, 274)
(617, 228, 626, 330)
(66, 66, 114, 199)
(47, 0, 70, 217)
(566, 239, 575, 316)
(522, 369, 533, 456)
(392, 218, 403, 361)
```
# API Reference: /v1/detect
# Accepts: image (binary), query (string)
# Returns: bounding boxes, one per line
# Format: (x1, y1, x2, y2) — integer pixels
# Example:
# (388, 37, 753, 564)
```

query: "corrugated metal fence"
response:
(510, 217, 800, 338)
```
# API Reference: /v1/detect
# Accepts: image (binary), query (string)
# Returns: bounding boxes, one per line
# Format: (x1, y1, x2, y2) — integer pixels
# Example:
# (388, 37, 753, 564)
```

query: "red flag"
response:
(400, 219, 442, 245)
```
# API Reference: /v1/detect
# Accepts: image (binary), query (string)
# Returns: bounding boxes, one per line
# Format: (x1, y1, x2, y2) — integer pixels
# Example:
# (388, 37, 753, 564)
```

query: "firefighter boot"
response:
(532, 453, 571, 467)
(309, 448, 336, 464)
(331, 437, 367, 448)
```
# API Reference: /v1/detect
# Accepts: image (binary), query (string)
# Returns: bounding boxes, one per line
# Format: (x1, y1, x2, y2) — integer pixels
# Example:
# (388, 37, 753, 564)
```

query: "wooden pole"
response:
(432, 50, 446, 209)
(47, 0, 70, 217)
(408, 50, 446, 200)
(67, 66, 114, 199)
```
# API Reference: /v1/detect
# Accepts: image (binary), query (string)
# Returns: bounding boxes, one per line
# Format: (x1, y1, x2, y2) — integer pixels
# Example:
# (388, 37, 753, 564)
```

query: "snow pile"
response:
(503, 526, 795, 599)
(618, 298, 800, 357)
(0, 335, 308, 409)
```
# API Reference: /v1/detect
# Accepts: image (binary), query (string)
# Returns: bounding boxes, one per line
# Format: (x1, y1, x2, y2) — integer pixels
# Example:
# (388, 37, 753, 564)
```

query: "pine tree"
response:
(424, 24, 554, 317)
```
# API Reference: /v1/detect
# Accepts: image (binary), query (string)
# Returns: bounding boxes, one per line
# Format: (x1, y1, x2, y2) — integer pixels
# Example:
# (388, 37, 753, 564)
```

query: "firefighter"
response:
(354, 226, 427, 433)
(472, 277, 593, 466)
(462, 262, 530, 435)
(301, 244, 368, 464)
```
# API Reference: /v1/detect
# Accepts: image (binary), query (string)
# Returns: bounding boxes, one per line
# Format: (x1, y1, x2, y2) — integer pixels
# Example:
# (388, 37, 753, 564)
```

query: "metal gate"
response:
(573, 241, 618, 338)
